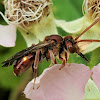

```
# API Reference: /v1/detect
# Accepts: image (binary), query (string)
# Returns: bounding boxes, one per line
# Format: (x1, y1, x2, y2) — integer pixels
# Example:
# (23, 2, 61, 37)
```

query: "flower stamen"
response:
(83, 0, 100, 20)
(0, 0, 52, 28)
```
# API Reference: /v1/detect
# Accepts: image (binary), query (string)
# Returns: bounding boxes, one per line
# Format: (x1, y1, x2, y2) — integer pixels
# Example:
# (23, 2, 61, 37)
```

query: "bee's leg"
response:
(65, 52, 68, 62)
(59, 52, 66, 70)
(68, 63, 71, 67)
(32, 63, 34, 72)
(32, 64, 40, 90)
(48, 50, 57, 67)
(65, 52, 71, 67)
(55, 58, 57, 64)
(33, 50, 41, 89)
(48, 50, 57, 68)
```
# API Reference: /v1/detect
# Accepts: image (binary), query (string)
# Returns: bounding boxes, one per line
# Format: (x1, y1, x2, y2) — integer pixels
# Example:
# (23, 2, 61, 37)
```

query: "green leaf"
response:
(90, 47, 100, 68)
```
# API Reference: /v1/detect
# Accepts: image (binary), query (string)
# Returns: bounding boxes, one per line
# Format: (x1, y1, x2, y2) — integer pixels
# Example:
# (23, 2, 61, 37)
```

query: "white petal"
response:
(24, 77, 45, 100)
(40, 63, 91, 100)
(24, 63, 91, 100)
(55, 17, 84, 34)
(91, 63, 100, 91)
(0, 24, 16, 47)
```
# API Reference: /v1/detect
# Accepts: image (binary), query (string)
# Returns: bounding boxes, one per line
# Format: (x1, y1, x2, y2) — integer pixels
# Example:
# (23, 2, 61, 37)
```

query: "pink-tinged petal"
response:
(91, 63, 100, 91)
(40, 64, 91, 100)
(24, 63, 91, 100)
(24, 76, 45, 100)
(0, 24, 16, 47)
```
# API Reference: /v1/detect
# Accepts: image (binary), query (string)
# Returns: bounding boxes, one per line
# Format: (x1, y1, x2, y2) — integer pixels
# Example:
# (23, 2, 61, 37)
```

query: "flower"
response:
(24, 63, 100, 100)
(91, 63, 100, 90)
(83, 0, 100, 20)
(0, 0, 58, 47)
(0, 24, 16, 47)
(1, 0, 100, 53)
(55, 0, 100, 54)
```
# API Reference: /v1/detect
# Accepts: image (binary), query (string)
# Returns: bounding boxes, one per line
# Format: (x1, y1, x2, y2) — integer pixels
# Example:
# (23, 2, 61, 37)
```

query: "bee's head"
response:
(64, 36, 74, 43)
(64, 36, 77, 53)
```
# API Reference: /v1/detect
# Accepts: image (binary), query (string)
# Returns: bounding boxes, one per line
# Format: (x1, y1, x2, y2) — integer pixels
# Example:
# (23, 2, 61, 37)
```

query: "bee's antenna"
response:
(77, 39, 100, 43)
(75, 17, 100, 40)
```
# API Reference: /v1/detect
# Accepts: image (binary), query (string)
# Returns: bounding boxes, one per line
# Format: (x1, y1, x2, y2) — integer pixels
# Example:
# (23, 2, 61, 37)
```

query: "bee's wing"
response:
(77, 41, 91, 52)
(2, 41, 54, 67)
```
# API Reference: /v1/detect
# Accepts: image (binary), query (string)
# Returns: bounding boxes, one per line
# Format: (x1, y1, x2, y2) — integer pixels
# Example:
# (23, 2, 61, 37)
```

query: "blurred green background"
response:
(0, 0, 99, 100)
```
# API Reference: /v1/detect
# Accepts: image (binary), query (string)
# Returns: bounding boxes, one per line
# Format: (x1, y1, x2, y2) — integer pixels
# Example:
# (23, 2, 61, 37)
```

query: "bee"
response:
(1, 17, 100, 88)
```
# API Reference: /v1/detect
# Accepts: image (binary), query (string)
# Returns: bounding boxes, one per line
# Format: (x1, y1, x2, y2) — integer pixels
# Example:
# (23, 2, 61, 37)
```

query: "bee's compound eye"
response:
(68, 46, 76, 53)
(45, 36, 49, 41)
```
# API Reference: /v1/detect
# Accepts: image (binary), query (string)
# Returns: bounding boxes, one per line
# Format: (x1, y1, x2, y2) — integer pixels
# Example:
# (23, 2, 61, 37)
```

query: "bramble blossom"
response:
(0, 0, 100, 54)
(24, 63, 100, 100)
(0, 0, 58, 47)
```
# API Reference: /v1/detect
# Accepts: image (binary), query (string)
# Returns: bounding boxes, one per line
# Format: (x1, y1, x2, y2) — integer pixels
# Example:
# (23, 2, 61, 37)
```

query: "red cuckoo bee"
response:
(1, 17, 100, 89)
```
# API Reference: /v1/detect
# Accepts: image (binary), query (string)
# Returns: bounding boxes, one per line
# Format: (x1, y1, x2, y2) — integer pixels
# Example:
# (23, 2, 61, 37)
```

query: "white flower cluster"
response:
(83, 0, 100, 20)
(0, 0, 52, 27)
